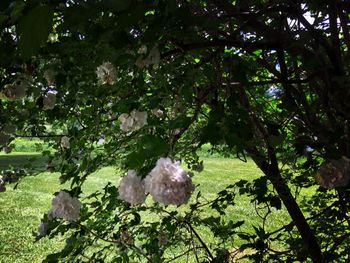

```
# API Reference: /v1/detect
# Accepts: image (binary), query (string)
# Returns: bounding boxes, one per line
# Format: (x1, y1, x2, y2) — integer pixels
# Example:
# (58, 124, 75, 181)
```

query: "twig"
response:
(185, 221, 214, 261)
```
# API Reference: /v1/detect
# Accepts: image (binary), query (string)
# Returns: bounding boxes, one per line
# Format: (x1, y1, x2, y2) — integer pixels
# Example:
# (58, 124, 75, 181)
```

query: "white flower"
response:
(148, 46, 161, 67)
(172, 128, 181, 135)
(118, 113, 133, 131)
(144, 157, 195, 205)
(37, 222, 48, 236)
(48, 191, 81, 221)
(135, 45, 160, 69)
(43, 92, 57, 110)
(137, 45, 147, 54)
(44, 69, 56, 85)
(60, 136, 70, 149)
(151, 108, 164, 118)
(315, 156, 350, 188)
(96, 62, 117, 85)
(118, 170, 146, 204)
(1, 83, 26, 100)
(97, 138, 105, 145)
(118, 110, 148, 132)
(131, 110, 148, 129)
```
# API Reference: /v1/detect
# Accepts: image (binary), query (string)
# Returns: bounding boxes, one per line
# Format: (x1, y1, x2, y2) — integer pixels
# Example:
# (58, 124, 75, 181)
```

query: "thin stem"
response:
(186, 221, 214, 261)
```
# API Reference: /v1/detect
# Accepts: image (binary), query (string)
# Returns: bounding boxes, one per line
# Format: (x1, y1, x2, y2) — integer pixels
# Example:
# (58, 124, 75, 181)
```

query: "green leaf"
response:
(126, 151, 145, 169)
(130, 212, 141, 225)
(169, 115, 192, 130)
(18, 5, 54, 59)
(269, 196, 282, 210)
(141, 135, 169, 157)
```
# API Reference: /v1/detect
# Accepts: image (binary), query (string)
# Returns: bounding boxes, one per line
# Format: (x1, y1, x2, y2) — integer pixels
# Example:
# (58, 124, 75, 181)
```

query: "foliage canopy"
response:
(1, 0, 350, 262)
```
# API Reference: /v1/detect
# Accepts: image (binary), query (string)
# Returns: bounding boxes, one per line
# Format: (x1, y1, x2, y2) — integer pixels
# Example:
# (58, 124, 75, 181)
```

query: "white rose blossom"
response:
(118, 170, 146, 205)
(118, 110, 148, 132)
(43, 91, 57, 110)
(60, 136, 70, 149)
(151, 108, 164, 118)
(135, 45, 160, 69)
(48, 191, 81, 221)
(144, 157, 195, 205)
(1, 83, 27, 100)
(96, 62, 117, 85)
(44, 69, 56, 85)
(137, 45, 147, 54)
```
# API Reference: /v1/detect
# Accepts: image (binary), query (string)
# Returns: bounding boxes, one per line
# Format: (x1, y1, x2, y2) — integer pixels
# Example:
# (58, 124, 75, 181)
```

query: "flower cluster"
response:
(151, 108, 164, 118)
(60, 136, 70, 149)
(44, 69, 56, 86)
(48, 191, 81, 221)
(137, 45, 147, 54)
(135, 46, 160, 69)
(118, 170, 146, 204)
(144, 158, 195, 205)
(43, 91, 57, 110)
(96, 62, 117, 85)
(117, 158, 195, 206)
(315, 156, 350, 188)
(1, 83, 26, 100)
(118, 110, 148, 132)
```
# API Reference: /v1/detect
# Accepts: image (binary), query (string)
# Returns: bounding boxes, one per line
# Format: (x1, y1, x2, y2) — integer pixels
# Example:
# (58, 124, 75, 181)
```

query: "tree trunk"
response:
(251, 149, 325, 263)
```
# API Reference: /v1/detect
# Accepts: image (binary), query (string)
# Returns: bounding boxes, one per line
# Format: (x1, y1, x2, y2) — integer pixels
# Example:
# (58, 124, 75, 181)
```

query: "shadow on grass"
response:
(0, 153, 48, 172)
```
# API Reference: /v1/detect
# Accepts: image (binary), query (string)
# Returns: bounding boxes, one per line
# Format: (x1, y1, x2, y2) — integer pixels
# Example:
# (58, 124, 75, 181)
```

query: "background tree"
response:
(1, 0, 350, 262)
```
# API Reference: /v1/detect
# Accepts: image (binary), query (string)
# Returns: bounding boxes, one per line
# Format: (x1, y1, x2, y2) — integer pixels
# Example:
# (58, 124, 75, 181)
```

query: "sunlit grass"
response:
(0, 152, 293, 262)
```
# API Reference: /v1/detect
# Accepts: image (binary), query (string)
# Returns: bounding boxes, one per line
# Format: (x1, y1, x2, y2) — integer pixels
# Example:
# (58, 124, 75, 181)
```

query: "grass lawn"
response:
(0, 152, 292, 262)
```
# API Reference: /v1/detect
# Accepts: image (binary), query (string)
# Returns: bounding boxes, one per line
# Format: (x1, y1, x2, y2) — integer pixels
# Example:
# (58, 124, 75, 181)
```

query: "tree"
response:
(1, 0, 350, 262)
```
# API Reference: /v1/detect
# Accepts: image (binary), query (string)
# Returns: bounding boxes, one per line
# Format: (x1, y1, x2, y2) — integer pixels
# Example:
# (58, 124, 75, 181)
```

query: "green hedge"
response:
(10, 138, 51, 152)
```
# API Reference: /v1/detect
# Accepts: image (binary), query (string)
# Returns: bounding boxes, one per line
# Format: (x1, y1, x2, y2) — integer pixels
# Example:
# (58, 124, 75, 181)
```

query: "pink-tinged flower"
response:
(118, 110, 147, 132)
(48, 191, 81, 221)
(96, 62, 117, 85)
(60, 136, 70, 149)
(43, 91, 57, 110)
(118, 170, 146, 205)
(144, 157, 195, 205)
